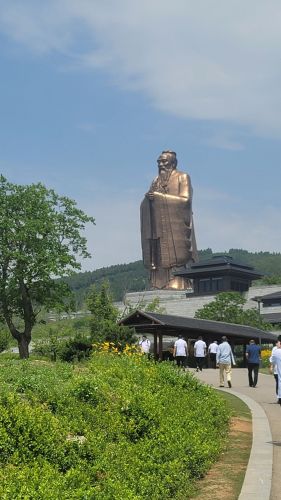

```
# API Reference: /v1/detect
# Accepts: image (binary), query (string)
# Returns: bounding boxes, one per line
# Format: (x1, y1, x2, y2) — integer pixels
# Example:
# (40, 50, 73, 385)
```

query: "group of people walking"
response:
(173, 334, 281, 399)
(173, 335, 236, 388)
(139, 333, 281, 404)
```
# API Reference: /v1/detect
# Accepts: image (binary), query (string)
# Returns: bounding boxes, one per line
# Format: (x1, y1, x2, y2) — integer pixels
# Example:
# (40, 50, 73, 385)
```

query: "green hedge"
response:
(0, 356, 230, 499)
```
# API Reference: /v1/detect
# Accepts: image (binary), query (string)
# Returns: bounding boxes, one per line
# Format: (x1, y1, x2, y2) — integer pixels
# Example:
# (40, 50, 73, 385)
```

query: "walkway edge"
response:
(219, 389, 273, 500)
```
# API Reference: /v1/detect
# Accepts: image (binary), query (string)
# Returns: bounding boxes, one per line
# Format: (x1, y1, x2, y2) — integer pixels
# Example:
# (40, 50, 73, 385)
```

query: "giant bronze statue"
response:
(140, 151, 198, 289)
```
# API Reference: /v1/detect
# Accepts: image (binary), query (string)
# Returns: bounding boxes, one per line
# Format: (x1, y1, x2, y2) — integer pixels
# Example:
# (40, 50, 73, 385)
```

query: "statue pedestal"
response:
(124, 289, 189, 315)
(121, 289, 217, 319)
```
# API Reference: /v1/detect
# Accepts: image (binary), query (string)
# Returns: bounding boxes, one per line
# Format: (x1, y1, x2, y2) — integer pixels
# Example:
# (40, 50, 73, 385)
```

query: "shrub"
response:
(71, 377, 105, 405)
(0, 354, 230, 498)
(32, 334, 66, 361)
(0, 390, 75, 468)
(33, 333, 92, 362)
(91, 319, 137, 350)
(0, 327, 10, 352)
(59, 335, 92, 362)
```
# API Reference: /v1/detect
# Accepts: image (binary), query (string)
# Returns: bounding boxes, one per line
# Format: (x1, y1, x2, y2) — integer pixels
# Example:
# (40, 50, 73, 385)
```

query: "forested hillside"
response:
(65, 261, 149, 307)
(66, 248, 281, 307)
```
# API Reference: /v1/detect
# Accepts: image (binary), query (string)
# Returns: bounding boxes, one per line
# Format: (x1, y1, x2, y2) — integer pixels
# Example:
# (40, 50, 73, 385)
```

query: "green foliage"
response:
(195, 292, 246, 323)
(59, 335, 92, 362)
(87, 281, 136, 348)
(31, 317, 97, 363)
(120, 296, 166, 318)
(32, 316, 91, 341)
(0, 390, 68, 465)
(32, 331, 92, 363)
(93, 322, 137, 350)
(32, 334, 64, 361)
(64, 248, 281, 307)
(65, 260, 149, 305)
(0, 356, 230, 499)
(0, 324, 10, 352)
(195, 292, 270, 329)
(257, 275, 281, 285)
(144, 297, 165, 313)
(87, 281, 118, 322)
(0, 176, 95, 358)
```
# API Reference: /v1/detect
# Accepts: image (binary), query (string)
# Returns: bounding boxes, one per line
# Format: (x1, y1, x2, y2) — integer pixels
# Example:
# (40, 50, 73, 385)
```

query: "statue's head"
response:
(157, 150, 177, 173)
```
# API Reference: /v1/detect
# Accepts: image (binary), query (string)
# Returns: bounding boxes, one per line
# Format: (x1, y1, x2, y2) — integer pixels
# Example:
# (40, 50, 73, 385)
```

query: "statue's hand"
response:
(146, 192, 154, 200)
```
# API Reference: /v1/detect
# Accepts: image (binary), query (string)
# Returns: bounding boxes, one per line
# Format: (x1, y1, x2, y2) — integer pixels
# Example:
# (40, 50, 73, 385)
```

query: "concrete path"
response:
(194, 368, 280, 500)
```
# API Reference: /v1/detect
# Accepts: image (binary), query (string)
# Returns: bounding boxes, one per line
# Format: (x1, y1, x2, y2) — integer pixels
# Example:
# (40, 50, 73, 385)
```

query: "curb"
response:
(218, 388, 272, 500)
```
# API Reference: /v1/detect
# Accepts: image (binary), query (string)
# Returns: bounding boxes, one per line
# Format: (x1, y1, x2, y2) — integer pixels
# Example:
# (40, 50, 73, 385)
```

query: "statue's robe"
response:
(140, 169, 197, 289)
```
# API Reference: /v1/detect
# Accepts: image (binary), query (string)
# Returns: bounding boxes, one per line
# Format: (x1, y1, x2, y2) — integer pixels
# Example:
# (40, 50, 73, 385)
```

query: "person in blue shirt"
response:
(216, 336, 236, 388)
(246, 339, 261, 388)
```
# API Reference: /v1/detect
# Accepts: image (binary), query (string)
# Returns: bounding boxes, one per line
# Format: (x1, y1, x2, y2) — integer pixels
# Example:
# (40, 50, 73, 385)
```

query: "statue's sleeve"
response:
(140, 196, 152, 267)
(178, 173, 192, 201)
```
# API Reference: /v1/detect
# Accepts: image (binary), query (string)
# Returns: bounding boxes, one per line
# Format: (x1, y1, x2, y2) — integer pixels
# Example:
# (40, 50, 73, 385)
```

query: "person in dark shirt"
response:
(246, 339, 261, 388)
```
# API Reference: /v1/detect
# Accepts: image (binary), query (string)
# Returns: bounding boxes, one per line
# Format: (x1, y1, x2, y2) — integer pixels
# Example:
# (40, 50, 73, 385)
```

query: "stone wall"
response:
(118, 284, 281, 320)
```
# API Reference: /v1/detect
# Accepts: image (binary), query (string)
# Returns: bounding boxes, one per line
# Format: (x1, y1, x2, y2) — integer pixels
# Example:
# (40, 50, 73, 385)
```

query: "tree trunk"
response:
(18, 335, 30, 359)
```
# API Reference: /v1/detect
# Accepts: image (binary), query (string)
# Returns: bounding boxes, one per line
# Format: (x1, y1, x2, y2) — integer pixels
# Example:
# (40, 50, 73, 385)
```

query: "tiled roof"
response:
(120, 310, 277, 343)
(252, 291, 281, 301)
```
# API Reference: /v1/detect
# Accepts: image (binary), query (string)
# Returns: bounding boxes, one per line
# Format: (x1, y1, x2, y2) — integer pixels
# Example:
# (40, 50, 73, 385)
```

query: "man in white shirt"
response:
(271, 337, 281, 404)
(208, 340, 219, 369)
(139, 335, 151, 355)
(270, 341, 279, 400)
(194, 336, 207, 372)
(173, 335, 188, 368)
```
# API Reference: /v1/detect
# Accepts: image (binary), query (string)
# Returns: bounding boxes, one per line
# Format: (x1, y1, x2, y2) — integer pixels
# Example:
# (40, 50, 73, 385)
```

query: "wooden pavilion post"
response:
(158, 333, 163, 361)
(153, 332, 158, 359)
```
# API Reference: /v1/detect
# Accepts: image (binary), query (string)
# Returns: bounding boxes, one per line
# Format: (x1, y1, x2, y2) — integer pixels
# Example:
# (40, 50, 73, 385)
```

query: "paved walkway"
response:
(194, 368, 280, 500)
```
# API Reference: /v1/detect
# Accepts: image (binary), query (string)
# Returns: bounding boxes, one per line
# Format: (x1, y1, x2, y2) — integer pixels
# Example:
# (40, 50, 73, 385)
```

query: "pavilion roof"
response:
(252, 291, 281, 302)
(120, 310, 277, 344)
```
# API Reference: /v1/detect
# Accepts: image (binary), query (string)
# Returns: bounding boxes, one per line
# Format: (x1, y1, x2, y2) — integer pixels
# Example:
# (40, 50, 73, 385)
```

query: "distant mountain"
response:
(65, 260, 149, 307)
(65, 248, 281, 307)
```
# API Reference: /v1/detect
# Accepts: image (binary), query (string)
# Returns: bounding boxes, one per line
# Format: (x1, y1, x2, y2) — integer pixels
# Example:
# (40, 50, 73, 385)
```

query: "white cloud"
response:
(1, 1, 281, 137)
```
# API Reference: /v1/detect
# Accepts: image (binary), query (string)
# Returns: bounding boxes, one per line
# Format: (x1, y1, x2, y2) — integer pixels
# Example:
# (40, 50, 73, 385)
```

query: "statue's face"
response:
(157, 154, 173, 173)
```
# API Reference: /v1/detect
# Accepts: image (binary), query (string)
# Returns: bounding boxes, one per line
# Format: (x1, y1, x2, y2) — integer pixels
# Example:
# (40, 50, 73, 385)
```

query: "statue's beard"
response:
(150, 167, 173, 193)
(159, 168, 172, 185)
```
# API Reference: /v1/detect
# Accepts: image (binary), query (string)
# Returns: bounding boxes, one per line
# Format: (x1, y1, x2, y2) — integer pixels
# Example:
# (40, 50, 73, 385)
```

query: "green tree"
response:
(87, 281, 136, 349)
(120, 296, 165, 318)
(0, 176, 95, 358)
(195, 292, 270, 329)
(87, 281, 118, 323)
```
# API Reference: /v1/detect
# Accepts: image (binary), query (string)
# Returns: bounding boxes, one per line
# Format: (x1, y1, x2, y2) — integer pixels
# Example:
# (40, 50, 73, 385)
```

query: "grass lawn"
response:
(192, 391, 252, 500)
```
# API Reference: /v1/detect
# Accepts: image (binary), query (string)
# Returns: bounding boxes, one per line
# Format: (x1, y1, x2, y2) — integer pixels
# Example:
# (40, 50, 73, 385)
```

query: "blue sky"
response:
(1, 0, 281, 271)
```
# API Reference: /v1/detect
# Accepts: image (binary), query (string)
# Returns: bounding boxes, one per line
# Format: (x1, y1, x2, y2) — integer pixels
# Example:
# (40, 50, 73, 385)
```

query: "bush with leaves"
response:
(59, 334, 92, 362)
(32, 334, 66, 361)
(0, 355, 230, 499)
(33, 334, 92, 363)
(0, 325, 10, 352)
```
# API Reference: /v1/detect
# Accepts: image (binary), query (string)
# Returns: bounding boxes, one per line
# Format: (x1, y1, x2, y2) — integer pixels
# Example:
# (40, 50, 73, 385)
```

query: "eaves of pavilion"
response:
(119, 310, 277, 360)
